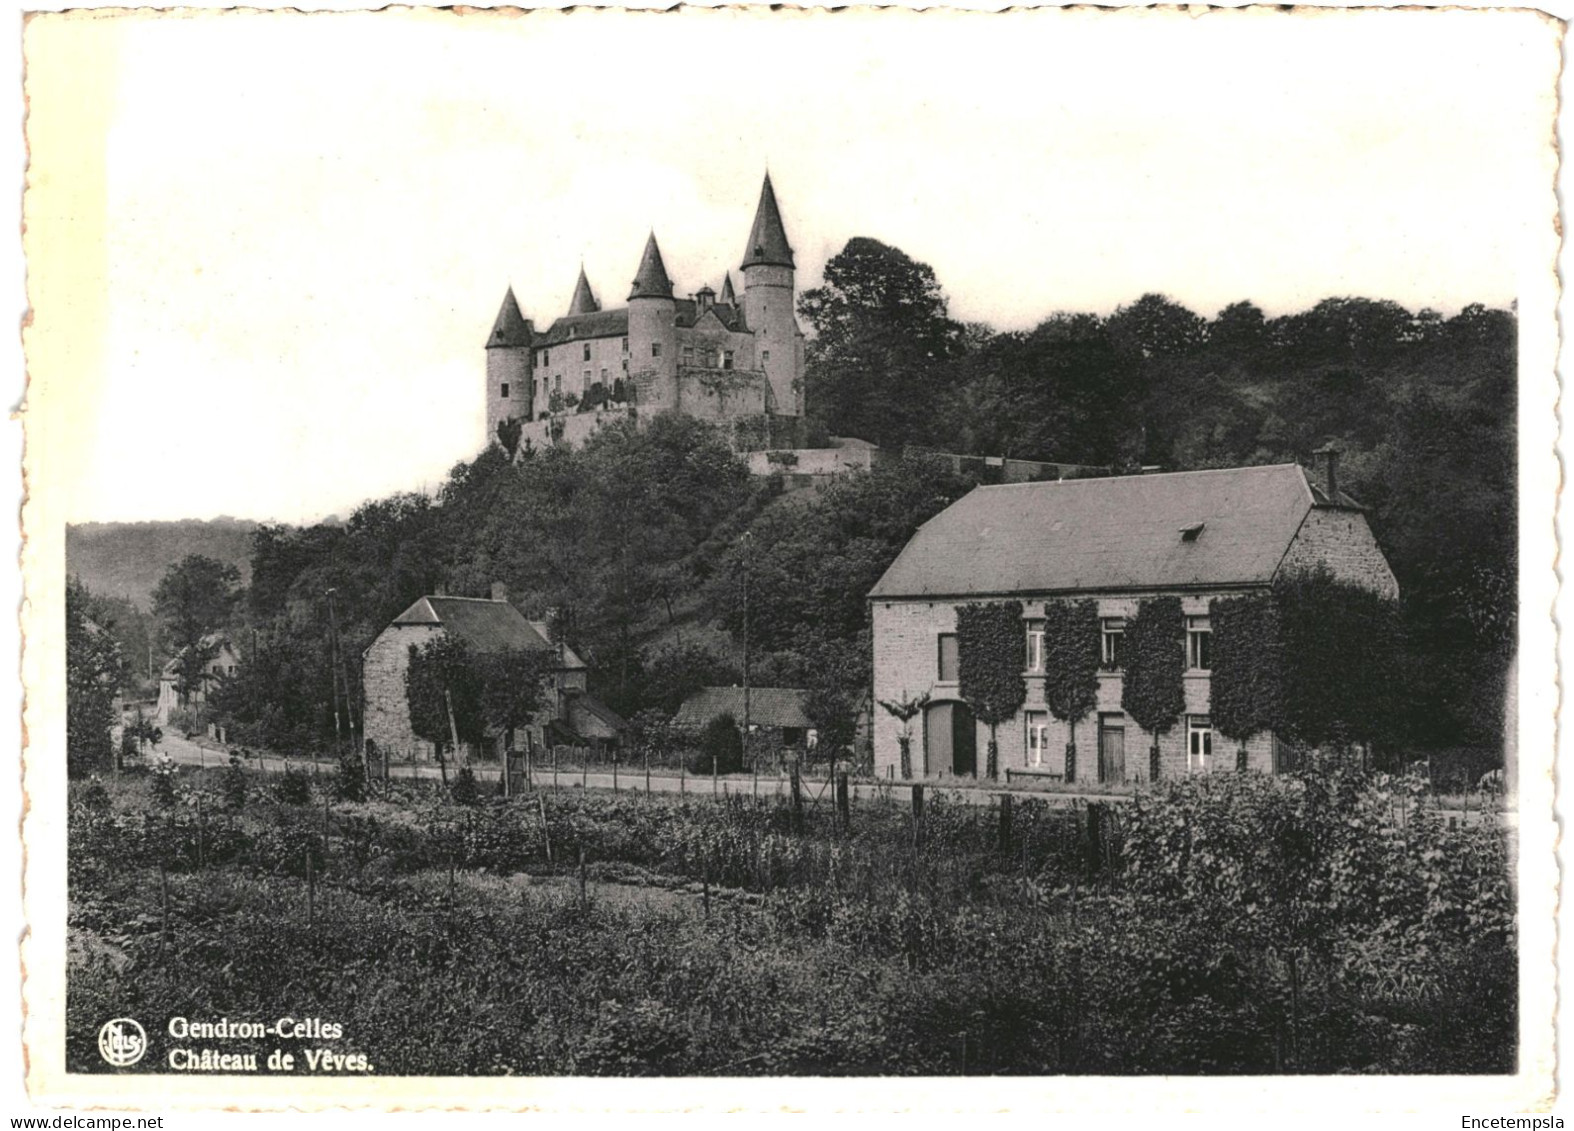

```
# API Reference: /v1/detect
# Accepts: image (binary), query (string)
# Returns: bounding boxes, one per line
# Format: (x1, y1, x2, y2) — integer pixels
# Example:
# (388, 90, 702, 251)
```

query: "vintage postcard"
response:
(17, 2, 1563, 1114)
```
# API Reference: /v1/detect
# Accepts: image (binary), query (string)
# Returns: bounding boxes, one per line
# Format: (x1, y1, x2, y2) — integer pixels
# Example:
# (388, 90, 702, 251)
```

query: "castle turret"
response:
(568, 265, 600, 315)
(741, 173, 802, 415)
(719, 272, 737, 306)
(485, 286, 534, 443)
(628, 232, 678, 409)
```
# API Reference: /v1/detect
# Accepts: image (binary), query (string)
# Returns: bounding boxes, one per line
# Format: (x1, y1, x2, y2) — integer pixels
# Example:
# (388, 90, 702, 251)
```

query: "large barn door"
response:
(951, 703, 977, 776)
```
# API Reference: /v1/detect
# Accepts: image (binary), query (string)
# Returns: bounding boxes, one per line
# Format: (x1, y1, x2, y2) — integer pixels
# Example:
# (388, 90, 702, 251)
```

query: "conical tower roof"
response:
(568, 265, 600, 315)
(719, 272, 737, 304)
(487, 287, 532, 348)
(629, 232, 674, 300)
(742, 173, 794, 269)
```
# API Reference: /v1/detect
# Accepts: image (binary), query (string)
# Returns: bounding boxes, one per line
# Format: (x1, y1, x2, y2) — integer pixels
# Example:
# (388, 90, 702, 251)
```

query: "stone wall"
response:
(1277, 506, 1400, 599)
(745, 445, 879, 477)
(362, 622, 441, 762)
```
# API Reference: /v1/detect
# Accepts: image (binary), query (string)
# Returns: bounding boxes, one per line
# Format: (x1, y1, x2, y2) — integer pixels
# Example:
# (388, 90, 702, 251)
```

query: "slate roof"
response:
(675, 299, 747, 331)
(674, 686, 813, 730)
(487, 287, 533, 348)
(568, 266, 600, 315)
(536, 308, 631, 347)
(391, 596, 587, 667)
(869, 464, 1336, 599)
(742, 173, 795, 269)
(629, 232, 675, 299)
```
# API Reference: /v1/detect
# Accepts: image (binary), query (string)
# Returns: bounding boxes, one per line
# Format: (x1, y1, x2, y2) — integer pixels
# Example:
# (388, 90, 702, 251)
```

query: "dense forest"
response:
(70, 235, 1517, 767)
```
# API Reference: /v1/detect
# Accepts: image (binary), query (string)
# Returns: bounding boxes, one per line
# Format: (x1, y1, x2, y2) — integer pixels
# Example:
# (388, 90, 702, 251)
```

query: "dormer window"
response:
(1180, 522, 1206, 542)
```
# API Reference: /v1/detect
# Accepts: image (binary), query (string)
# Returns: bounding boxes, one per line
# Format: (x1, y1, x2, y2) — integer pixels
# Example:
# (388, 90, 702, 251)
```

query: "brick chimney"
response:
(1313, 445, 1340, 504)
(491, 581, 509, 603)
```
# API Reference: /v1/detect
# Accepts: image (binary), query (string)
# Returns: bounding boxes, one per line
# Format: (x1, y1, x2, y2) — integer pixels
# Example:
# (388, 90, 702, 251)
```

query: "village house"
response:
(674, 686, 817, 751)
(361, 585, 623, 763)
(155, 632, 240, 726)
(867, 455, 1398, 782)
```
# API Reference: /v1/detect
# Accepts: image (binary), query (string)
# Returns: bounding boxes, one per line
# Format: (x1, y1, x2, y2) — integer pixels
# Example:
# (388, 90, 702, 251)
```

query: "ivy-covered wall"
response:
(956, 600, 1027, 778)
(1121, 596, 1186, 777)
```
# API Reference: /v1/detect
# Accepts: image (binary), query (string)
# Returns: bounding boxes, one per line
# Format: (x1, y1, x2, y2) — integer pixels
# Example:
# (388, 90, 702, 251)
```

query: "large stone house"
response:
(867, 458, 1398, 782)
(485, 173, 806, 452)
(361, 587, 623, 763)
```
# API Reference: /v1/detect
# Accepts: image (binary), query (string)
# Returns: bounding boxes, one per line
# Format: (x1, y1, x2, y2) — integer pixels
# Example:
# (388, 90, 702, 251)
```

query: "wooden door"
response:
(924, 703, 953, 776)
(1099, 716, 1125, 783)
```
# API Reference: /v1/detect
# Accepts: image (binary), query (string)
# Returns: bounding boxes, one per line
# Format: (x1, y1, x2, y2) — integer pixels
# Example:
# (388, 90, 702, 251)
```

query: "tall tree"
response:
(151, 554, 241, 700)
(1121, 597, 1186, 781)
(66, 578, 125, 777)
(797, 237, 964, 448)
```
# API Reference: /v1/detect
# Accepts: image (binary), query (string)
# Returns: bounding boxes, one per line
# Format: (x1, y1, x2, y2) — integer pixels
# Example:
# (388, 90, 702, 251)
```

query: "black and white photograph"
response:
(17, 2, 1561, 1113)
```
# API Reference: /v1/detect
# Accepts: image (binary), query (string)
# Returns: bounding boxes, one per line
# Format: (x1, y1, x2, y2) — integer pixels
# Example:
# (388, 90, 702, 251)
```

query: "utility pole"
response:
(327, 588, 361, 769)
(742, 531, 752, 769)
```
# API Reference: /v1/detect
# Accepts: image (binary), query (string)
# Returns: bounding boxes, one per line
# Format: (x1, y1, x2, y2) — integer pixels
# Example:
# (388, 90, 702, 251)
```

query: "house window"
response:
(721, 350, 734, 371)
(500, 383, 510, 398)
(762, 349, 770, 364)
(601, 367, 608, 383)
(1188, 714, 1214, 772)
(621, 337, 629, 354)
(1101, 617, 1125, 670)
(683, 346, 695, 365)
(937, 633, 959, 682)
(1187, 615, 1212, 670)
(652, 342, 662, 358)
(582, 343, 591, 362)
(553, 375, 561, 393)
(1025, 618, 1045, 672)
(1025, 711, 1050, 768)
(542, 349, 550, 366)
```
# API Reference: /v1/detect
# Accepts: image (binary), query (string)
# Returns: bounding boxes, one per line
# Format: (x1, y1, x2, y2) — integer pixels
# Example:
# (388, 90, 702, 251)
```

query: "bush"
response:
(450, 767, 480, 806)
(690, 714, 743, 776)
(275, 767, 312, 806)
(333, 752, 367, 803)
(149, 755, 178, 807)
(219, 756, 248, 811)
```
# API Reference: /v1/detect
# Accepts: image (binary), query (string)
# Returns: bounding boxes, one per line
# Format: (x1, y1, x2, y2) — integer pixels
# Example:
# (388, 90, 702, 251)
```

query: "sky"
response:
(22, 5, 1558, 525)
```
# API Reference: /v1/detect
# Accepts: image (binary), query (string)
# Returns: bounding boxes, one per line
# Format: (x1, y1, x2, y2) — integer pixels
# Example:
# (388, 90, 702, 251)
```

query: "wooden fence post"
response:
(998, 793, 1013, 854)
(645, 747, 651, 794)
(578, 846, 588, 911)
(911, 783, 925, 849)
(790, 759, 804, 831)
(582, 750, 588, 791)
(836, 772, 850, 829)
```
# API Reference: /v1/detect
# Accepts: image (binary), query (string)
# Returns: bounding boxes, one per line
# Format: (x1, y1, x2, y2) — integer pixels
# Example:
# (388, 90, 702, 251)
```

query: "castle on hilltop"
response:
(485, 174, 807, 451)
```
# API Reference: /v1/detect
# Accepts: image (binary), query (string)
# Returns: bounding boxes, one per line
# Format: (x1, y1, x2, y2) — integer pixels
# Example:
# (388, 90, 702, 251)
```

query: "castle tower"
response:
(485, 286, 534, 443)
(719, 272, 737, 305)
(627, 232, 677, 409)
(568, 265, 600, 315)
(741, 173, 801, 415)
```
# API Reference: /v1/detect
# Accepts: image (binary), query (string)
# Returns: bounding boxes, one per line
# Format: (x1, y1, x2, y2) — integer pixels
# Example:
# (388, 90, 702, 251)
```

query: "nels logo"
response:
(97, 1018, 148, 1068)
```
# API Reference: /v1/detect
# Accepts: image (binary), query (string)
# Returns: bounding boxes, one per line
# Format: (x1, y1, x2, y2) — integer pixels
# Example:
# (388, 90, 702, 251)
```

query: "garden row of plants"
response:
(67, 763, 1514, 1076)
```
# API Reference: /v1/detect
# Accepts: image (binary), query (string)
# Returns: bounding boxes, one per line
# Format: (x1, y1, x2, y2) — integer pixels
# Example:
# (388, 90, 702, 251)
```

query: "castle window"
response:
(762, 349, 770, 364)
(500, 383, 510, 399)
(621, 337, 628, 354)
(601, 367, 608, 383)
(541, 349, 549, 366)
(554, 375, 561, 393)
(652, 343, 662, 358)
(582, 343, 591, 362)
